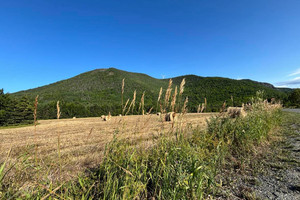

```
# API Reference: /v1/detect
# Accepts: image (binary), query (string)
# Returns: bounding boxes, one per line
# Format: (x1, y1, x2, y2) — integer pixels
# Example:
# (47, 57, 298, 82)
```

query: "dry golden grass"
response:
(0, 113, 214, 183)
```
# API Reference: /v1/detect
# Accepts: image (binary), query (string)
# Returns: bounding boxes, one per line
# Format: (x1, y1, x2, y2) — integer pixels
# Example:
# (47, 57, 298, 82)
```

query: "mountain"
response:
(12, 68, 289, 119)
(14, 68, 167, 105)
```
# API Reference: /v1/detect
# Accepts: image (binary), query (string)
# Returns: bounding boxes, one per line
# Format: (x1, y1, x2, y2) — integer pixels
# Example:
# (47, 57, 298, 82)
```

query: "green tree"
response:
(288, 89, 300, 108)
(0, 89, 34, 125)
(0, 89, 12, 125)
(13, 96, 34, 124)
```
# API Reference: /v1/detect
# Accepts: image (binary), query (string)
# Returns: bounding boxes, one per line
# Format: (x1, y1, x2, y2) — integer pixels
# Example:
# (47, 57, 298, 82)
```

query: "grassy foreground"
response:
(0, 97, 282, 199)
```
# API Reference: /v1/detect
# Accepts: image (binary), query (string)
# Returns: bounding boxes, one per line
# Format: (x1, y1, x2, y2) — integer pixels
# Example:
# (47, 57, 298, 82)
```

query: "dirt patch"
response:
(283, 108, 300, 113)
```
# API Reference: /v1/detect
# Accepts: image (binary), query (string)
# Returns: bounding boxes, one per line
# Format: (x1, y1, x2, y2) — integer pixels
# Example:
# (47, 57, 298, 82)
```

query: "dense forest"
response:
(286, 88, 300, 107)
(1, 68, 297, 124)
(0, 89, 34, 126)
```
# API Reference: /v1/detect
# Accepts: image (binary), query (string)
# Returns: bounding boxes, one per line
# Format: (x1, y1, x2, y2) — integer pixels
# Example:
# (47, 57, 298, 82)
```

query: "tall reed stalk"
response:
(181, 97, 188, 114)
(201, 103, 205, 113)
(123, 99, 130, 115)
(178, 78, 185, 112)
(171, 86, 177, 112)
(164, 79, 173, 113)
(140, 91, 145, 115)
(121, 78, 125, 113)
(220, 101, 226, 112)
(156, 87, 162, 113)
(57, 101, 61, 178)
(126, 90, 136, 115)
(197, 104, 201, 113)
(33, 95, 39, 165)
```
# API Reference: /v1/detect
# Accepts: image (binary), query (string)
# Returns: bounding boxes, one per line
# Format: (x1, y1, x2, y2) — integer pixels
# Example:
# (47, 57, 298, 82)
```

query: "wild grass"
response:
(57, 101, 62, 179)
(157, 87, 163, 113)
(0, 83, 282, 199)
(138, 91, 145, 115)
(164, 79, 173, 113)
(126, 90, 136, 115)
(34, 95, 39, 165)
(121, 78, 125, 112)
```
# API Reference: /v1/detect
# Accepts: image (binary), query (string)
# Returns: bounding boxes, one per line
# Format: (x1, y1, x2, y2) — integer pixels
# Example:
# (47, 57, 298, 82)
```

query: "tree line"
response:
(1, 88, 299, 126)
(0, 89, 34, 126)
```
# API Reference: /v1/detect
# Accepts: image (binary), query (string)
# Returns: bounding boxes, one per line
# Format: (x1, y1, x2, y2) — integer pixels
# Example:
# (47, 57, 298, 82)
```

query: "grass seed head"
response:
(182, 97, 188, 114)
(158, 87, 163, 102)
(123, 98, 130, 114)
(171, 86, 177, 112)
(179, 78, 185, 95)
(201, 103, 205, 113)
(122, 78, 125, 95)
(164, 79, 173, 109)
(57, 101, 61, 119)
(34, 95, 39, 124)
(141, 91, 145, 115)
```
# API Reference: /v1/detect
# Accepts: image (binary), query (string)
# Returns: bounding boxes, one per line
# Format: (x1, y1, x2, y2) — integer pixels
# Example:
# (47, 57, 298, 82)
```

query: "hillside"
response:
(12, 68, 289, 118)
(14, 68, 167, 105)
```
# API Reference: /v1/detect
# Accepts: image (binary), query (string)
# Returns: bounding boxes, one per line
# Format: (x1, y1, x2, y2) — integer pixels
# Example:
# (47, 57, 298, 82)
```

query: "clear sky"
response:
(1, 0, 300, 93)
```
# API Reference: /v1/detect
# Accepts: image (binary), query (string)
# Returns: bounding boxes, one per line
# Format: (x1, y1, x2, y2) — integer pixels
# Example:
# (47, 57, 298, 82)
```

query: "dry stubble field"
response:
(0, 113, 214, 182)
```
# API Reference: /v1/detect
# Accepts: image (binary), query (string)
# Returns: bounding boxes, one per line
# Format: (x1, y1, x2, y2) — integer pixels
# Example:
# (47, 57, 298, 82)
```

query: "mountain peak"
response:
(12, 68, 289, 118)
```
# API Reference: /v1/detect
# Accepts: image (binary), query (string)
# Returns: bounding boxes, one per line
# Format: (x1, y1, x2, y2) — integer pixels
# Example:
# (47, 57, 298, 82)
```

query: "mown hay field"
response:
(0, 113, 214, 182)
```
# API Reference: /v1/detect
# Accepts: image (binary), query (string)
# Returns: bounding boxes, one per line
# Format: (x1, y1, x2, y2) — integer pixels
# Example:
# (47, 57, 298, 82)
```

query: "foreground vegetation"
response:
(217, 111, 300, 199)
(0, 92, 283, 199)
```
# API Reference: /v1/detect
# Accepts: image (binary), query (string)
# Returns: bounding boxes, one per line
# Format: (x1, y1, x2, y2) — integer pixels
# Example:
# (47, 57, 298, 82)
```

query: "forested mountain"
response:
(11, 68, 290, 119)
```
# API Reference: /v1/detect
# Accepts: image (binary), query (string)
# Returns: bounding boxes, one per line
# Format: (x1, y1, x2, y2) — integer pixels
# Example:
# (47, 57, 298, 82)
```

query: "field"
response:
(0, 113, 214, 182)
(0, 89, 285, 199)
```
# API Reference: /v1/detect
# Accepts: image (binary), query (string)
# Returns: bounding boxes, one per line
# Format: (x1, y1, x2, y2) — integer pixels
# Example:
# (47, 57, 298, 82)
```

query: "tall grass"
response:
(157, 87, 163, 113)
(33, 95, 39, 165)
(70, 92, 281, 199)
(0, 86, 283, 199)
(164, 79, 173, 113)
(57, 101, 61, 179)
(177, 78, 185, 112)
(126, 90, 136, 115)
(122, 98, 130, 115)
(138, 91, 145, 115)
(121, 78, 125, 113)
(171, 86, 177, 112)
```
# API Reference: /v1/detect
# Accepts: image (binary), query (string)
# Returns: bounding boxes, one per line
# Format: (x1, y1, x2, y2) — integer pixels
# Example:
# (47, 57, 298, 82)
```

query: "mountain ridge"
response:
(13, 68, 291, 94)
(11, 68, 291, 119)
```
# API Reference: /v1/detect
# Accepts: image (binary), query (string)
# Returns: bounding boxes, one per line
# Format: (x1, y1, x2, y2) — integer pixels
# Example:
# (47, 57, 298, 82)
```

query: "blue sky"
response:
(1, 0, 300, 93)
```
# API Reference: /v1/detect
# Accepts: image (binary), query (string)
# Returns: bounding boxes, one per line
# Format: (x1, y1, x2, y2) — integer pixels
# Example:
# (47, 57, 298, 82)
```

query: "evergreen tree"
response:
(288, 89, 300, 108)
(13, 96, 34, 124)
(0, 89, 34, 126)
(0, 89, 11, 125)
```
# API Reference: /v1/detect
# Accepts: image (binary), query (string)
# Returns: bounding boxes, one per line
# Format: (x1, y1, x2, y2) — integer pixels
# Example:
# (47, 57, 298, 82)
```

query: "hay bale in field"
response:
(165, 112, 177, 122)
(227, 105, 246, 118)
(73, 117, 76, 119)
(119, 114, 122, 117)
(103, 116, 111, 121)
(101, 112, 112, 121)
(102, 115, 111, 121)
(157, 112, 161, 116)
